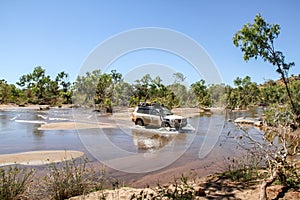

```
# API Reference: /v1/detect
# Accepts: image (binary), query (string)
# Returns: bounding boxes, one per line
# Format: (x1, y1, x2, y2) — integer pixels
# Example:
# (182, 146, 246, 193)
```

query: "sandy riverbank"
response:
(0, 150, 84, 166)
(0, 104, 50, 110)
(69, 174, 300, 200)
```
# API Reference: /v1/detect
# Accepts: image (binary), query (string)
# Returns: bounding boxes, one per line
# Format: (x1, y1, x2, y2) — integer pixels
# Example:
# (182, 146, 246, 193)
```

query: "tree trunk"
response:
(260, 170, 278, 200)
(278, 68, 299, 124)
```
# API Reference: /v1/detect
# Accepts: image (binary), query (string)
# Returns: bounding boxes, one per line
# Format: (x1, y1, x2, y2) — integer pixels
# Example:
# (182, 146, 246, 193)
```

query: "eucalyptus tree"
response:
(17, 66, 49, 102)
(208, 83, 226, 107)
(224, 85, 237, 110)
(168, 73, 189, 107)
(73, 69, 119, 110)
(173, 72, 186, 84)
(73, 70, 101, 106)
(232, 76, 260, 109)
(113, 81, 132, 106)
(110, 69, 122, 84)
(290, 78, 300, 108)
(168, 83, 188, 107)
(233, 14, 300, 199)
(132, 74, 152, 103)
(260, 80, 285, 105)
(9, 84, 26, 104)
(0, 79, 11, 104)
(95, 73, 113, 110)
(190, 79, 211, 107)
(16, 66, 72, 105)
(130, 74, 180, 108)
(233, 14, 299, 122)
(55, 71, 72, 104)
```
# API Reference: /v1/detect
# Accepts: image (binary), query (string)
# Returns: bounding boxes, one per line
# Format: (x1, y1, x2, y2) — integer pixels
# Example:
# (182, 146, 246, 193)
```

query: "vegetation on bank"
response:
(233, 13, 300, 200)
(0, 155, 298, 200)
(0, 158, 106, 200)
(1, 66, 300, 112)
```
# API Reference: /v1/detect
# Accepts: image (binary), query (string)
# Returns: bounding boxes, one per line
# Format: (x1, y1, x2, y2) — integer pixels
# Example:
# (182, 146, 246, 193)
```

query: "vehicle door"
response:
(141, 108, 151, 125)
(149, 108, 162, 127)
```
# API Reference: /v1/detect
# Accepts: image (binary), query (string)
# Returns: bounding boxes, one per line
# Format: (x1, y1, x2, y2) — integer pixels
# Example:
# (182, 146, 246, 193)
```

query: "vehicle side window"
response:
(150, 109, 160, 116)
(137, 108, 149, 114)
(137, 108, 143, 113)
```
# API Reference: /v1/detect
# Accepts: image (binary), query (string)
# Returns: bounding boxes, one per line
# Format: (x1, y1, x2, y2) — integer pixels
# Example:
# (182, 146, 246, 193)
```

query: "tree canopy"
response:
(233, 13, 299, 123)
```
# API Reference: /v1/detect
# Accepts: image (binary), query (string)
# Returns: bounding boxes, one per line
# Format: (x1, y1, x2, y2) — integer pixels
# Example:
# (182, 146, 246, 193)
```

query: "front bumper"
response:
(170, 118, 187, 128)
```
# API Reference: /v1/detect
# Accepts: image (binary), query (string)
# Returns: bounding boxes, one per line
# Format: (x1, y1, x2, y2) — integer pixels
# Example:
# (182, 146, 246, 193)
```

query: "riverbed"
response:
(0, 106, 263, 186)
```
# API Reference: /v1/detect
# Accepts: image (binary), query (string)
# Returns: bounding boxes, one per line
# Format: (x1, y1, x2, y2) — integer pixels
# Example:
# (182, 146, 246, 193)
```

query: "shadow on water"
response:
(131, 128, 188, 153)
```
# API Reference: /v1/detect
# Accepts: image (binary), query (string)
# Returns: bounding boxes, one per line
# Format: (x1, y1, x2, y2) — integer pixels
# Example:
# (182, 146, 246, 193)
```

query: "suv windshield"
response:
(162, 108, 173, 116)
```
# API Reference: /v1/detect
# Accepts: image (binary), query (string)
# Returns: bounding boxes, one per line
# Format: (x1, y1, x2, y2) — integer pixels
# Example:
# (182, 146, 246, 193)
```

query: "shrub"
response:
(130, 175, 198, 200)
(222, 154, 262, 182)
(0, 165, 35, 200)
(40, 158, 105, 200)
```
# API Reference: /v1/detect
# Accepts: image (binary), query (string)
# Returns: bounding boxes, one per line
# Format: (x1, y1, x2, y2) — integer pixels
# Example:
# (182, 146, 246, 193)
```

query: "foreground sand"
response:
(0, 150, 84, 166)
(69, 175, 300, 200)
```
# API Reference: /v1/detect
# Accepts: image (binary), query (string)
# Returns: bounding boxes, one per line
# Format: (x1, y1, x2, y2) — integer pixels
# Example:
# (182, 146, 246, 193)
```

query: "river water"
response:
(0, 107, 263, 186)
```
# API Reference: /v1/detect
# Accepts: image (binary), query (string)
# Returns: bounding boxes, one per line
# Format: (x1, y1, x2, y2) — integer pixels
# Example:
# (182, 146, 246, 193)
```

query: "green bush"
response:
(264, 104, 294, 127)
(0, 165, 35, 200)
(222, 154, 262, 182)
(40, 158, 105, 200)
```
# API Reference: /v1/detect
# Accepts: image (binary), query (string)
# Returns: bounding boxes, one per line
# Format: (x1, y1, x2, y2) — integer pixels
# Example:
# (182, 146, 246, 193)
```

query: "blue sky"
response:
(1, 0, 300, 86)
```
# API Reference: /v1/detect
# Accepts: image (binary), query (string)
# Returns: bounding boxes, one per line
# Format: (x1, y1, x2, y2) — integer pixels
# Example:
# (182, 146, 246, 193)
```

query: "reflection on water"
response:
(131, 128, 187, 152)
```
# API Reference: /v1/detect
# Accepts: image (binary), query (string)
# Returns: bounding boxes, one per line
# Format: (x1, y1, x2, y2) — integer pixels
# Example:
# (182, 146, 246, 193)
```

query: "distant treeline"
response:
(1, 66, 300, 112)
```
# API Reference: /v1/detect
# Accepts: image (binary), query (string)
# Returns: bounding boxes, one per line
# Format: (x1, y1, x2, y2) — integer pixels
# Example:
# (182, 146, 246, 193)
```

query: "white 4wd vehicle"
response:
(132, 103, 187, 129)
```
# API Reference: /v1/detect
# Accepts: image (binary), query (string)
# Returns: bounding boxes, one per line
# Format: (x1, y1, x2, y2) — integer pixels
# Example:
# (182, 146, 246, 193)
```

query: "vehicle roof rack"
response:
(138, 102, 165, 108)
(138, 102, 151, 107)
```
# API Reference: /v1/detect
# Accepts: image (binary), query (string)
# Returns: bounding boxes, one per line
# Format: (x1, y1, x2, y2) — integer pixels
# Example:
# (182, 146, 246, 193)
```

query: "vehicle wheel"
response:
(135, 119, 144, 126)
(161, 121, 170, 128)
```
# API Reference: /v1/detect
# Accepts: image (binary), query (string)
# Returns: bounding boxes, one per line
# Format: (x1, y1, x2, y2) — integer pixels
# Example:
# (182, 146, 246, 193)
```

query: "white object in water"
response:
(15, 120, 46, 124)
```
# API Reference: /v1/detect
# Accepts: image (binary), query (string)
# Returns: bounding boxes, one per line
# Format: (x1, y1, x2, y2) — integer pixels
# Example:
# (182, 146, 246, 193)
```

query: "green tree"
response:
(132, 74, 152, 102)
(168, 83, 188, 107)
(95, 73, 113, 111)
(233, 76, 260, 109)
(56, 71, 72, 104)
(208, 83, 226, 107)
(173, 72, 186, 84)
(113, 81, 132, 106)
(190, 79, 211, 107)
(260, 80, 285, 105)
(16, 66, 71, 105)
(73, 70, 101, 106)
(233, 14, 299, 122)
(110, 69, 122, 84)
(73, 69, 122, 112)
(290, 78, 300, 108)
(17, 66, 54, 104)
(233, 15, 300, 199)
(0, 79, 12, 104)
(130, 74, 179, 109)
(9, 84, 27, 104)
(225, 85, 238, 110)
